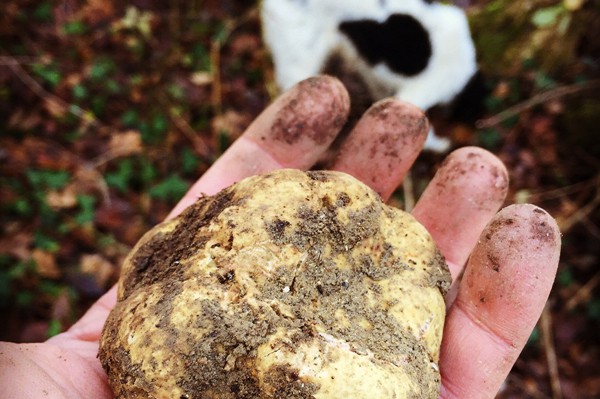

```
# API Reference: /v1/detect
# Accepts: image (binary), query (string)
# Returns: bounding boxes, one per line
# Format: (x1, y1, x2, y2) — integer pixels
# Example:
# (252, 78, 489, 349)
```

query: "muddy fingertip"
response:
(270, 75, 350, 146)
(248, 75, 350, 167)
(462, 203, 561, 322)
(332, 98, 429, 199)
(482, 204, 561, 254)
(437, 147, 509, 210)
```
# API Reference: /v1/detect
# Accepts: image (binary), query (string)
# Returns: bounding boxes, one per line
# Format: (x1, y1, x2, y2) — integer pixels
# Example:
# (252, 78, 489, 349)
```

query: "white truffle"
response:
(99, 169, 451, 398)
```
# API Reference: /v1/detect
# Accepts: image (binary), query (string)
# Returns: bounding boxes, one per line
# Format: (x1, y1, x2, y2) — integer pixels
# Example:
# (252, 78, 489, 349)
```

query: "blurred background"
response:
(0, 1, 598, 397)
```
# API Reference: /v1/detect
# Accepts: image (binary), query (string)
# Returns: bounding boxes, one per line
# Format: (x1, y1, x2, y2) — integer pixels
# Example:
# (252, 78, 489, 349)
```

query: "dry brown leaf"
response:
(80, 254, 114, 288)
(211, 110, 251, 140)
(74, 166, 109, 202)
(46, 184, 78, 209)
(0, 231, 33, 260)
(64, 73, 83, 88)
(190, 71, 213, 86)
(451, 124, 474, 145)
(7, 108, 42, 131)
(32, 248, 61, 279)
(492, 81, 511, 99)
(229, 33, 261, 55)
(24, 137, 75, 170)
(108, 130, 143, 157)
(44, 99, 67, 118)
(81, 0, 115, 25)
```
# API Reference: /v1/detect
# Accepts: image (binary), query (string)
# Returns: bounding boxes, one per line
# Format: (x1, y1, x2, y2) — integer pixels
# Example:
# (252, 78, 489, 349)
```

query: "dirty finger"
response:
(168, 76, 350, 218)
(412, 147, 509, 283)
(439, 204, 561, 398)
(330, 99, 428, 201)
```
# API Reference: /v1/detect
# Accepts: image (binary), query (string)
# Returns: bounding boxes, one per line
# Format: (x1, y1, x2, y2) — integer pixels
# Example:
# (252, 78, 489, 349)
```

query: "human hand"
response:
(0, 76, 560, 399)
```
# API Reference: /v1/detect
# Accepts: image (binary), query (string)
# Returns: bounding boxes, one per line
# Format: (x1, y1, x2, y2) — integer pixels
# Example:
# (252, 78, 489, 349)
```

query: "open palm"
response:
(0, 76, 560, 399)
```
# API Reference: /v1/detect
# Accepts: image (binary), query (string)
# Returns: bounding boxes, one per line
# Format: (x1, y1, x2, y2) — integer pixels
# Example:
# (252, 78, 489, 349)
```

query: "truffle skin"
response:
(99, 169, 451, 399)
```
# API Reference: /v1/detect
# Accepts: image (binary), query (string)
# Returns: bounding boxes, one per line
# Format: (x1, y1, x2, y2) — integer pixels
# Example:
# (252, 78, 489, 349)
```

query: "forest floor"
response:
(1, 0, 599, 398)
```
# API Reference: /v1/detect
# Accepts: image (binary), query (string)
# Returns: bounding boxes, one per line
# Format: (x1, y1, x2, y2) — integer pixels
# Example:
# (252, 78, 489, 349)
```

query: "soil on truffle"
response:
(99, 170, 449, 399)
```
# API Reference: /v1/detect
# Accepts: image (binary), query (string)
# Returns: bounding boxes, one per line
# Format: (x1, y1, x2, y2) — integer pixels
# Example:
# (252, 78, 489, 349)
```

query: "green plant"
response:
(526, 326, 540, 345)
(149, 175, 189, 202)
(34, 231, 60, 253)
(46, 318, 63, 337)
(106, 159, 135, 193)
(140, 113, 169, 144)
(557, 267, 574, 286)
(478, 129, 503, 150)
(63, 20, 87, 35)
(588, 298, 600, 322)
(26, 169, 70, 190)
(75, 195, 96, 225)
(31, 63, 61, 88)
(33, 2, 53, 22)
(180, 148, 200, 175)
(89, 57, 116, 82)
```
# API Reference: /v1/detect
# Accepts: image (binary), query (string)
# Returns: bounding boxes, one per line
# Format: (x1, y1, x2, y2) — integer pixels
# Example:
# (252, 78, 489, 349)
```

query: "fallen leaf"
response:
(74, 166, 110, 203)
(46, 184, 78, 209)
(7, 108, 42, 131)
(0, 231, 33, 260)
(211, 110, 251, 140)
(492, 81, 511, 99)
(31, 248, 61, 279)
(190, 71, 213, 86)
(95, 198, 135, 230)
(64, 72, 83, 88)
(80, 254, 114, 288)
(451, 124, 475, 145)
(229, 33, 261, 56)
(81, 0, 115, 25)
(23, 137, 76, 170)
(108, 130, 143, 157)
(44, 98, 68, 118)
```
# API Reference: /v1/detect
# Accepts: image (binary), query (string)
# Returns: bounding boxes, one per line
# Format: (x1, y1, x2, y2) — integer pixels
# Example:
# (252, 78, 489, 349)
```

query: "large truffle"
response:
(99, 169, 451, 398)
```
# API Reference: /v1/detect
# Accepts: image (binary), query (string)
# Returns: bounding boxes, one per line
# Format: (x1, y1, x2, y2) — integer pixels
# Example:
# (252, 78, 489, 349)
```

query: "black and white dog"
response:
(261, 0, 477, 152)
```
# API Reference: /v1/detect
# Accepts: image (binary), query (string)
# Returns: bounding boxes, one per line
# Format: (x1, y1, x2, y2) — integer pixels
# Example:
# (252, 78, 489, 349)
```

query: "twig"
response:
(526, 174, 600, 240)
(0, 55, 42, 65)
(4, 56, 117, 203)
(580, 217, 600, 242)
(539, 303, 563, 399)
(403, 171, 415, 212)
(154, 95, 213, 161)
(208, 7, 259, 114)
(557, 187, 600, 234)
(476, 80, 600, 129)
(91, 145, 136, 169)
(565, 270, 600, 312)
(519, 174, 600, 202)
(4, 55, 101, 128)
(168, 109, 213, 161)
(210, 39, 222, 115)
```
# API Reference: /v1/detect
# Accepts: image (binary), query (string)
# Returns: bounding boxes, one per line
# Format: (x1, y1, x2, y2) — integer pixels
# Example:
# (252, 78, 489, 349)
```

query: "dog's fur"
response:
(261, 0, 477, 152)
